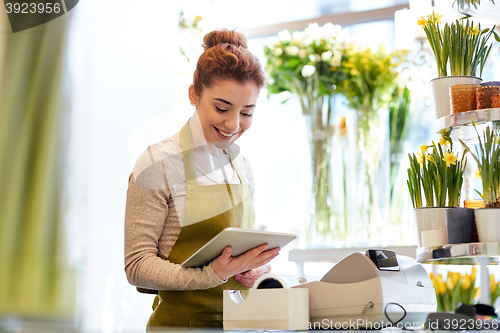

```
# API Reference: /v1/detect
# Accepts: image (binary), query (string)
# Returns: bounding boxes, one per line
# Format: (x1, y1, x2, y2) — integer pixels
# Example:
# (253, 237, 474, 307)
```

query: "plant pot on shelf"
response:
(414, 207, 448, 247)
(430, 76, 482, 120)
(475, 208, 500, 242)
(445, 207, 475, 244)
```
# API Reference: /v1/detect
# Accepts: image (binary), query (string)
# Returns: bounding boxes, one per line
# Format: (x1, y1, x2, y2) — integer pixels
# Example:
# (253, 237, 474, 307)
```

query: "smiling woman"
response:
(188, 80, 259, 149)
(123, 29, 277, 329)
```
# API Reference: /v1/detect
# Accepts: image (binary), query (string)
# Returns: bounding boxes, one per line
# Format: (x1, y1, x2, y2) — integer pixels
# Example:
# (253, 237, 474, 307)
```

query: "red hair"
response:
(193, 29, 265, 96)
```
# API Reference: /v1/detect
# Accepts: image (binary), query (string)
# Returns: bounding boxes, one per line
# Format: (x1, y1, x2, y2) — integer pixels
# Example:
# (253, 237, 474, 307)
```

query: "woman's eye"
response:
(215, 106, 228, 112)
(241, 112, 252, 117)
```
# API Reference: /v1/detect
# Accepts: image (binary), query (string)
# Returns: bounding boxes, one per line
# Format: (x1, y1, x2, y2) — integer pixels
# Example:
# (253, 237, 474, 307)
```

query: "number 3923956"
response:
(5, 3, 61, 14)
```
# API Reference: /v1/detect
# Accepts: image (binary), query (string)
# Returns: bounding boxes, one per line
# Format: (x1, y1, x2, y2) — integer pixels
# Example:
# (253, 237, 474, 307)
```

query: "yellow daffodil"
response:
(475, 168, 482, 180)
(427, 154, 434, 163)
(421, 142, 430, 152)
(471, 25, 480, 36)
(443, 151, 458, 167)
(417, 16, 428, 28)
(439, 133, 451, 147)
(416, 151, 424, 165)
(433, 12, 443, 24)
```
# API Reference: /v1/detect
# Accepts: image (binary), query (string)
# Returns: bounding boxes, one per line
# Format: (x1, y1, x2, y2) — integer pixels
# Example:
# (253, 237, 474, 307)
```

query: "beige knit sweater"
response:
(124, 117, 254, 291)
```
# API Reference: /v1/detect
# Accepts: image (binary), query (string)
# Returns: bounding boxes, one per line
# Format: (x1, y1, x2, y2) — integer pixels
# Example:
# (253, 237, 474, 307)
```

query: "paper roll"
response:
(421, 229, 448, 247)
(253, 274, 289, 290)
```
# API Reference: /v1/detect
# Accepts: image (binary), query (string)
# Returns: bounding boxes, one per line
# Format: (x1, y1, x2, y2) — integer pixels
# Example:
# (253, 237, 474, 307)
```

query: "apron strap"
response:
(227, 148, 246, 185)
(180, 120, 246, 185)
(180, 122, 198, 185)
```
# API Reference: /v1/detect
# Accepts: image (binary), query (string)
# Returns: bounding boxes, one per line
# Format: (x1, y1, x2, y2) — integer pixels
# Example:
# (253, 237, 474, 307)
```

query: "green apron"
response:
(146, 122, 255, 328)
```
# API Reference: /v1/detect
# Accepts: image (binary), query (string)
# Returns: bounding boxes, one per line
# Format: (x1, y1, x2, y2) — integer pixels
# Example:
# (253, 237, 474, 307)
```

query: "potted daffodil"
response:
(459, 119, 500, 242)
(408, 134, 467, 247)
(419, 11, 498, 119)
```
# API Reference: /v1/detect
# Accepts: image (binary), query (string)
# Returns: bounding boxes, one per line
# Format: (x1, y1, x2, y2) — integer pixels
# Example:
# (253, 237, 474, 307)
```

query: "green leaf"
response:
(494, 31, 500, 42)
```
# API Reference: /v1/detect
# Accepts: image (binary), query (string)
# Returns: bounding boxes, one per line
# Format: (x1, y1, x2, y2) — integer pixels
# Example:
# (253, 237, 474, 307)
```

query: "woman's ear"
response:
(188, 85, 198, 106)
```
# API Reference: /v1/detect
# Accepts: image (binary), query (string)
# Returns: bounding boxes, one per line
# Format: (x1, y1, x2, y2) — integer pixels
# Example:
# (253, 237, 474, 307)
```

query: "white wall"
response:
(66, 1, 177, 331)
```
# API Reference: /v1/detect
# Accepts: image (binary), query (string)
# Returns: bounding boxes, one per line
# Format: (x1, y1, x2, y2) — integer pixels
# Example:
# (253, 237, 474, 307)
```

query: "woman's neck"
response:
(189, 112, 232, 179)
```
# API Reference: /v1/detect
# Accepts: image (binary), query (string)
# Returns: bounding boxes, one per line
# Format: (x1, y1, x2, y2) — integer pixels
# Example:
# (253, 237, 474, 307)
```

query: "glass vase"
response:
(343, 108, 390, 246)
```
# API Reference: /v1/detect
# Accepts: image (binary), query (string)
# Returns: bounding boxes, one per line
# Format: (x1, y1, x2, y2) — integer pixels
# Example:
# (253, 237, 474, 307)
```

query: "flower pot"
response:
(445, 208, 475, 244)
(480, 81, 500, 87)
(475, 208, 500, 242)
(430, 76, 482, 120)
(413, 207, 448, 247)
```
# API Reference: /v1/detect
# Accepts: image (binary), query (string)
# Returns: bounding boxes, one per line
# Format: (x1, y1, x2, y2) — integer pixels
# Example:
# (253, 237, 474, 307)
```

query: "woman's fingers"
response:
(211, 245, 280, 281)
(235, 264, 273, 288)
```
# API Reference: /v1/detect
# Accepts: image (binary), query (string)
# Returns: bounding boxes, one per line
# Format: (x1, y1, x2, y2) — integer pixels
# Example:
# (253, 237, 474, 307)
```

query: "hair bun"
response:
(202, 29, 247, 50)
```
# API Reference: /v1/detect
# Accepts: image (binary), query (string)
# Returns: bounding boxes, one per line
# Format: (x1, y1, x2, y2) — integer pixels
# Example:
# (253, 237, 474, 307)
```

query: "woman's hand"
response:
(234, 263, 271, 288)
(211, 244, 279, 281)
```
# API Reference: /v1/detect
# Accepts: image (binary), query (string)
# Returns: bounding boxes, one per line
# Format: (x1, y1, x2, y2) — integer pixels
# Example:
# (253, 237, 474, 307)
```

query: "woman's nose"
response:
(225, 112, 240, 132)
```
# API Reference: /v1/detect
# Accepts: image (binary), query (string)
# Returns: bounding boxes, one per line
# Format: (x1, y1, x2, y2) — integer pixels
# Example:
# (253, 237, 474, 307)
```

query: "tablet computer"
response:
(181, 227, 296, 268)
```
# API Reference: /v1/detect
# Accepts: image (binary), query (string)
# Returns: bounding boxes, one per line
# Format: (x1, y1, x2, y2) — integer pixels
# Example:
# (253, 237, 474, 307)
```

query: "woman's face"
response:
(189, 80, 260, 149)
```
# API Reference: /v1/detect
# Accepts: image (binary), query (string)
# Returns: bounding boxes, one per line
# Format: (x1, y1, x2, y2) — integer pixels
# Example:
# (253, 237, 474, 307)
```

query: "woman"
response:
(124, 29, 279, 328)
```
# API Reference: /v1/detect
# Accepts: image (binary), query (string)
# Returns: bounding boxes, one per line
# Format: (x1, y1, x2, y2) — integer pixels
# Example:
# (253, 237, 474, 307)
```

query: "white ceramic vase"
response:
(430, 76, 482, 120)
(413, 207, 448, 247)
(475, 208, 500, 242)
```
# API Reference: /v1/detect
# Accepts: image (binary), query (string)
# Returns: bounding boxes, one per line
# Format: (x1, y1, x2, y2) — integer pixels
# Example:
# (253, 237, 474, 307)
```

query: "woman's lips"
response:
(214, 126, 238, 140)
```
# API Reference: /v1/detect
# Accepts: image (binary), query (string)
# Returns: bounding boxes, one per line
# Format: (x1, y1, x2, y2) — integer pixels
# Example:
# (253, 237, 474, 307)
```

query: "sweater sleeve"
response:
(124, 153, 225, 291)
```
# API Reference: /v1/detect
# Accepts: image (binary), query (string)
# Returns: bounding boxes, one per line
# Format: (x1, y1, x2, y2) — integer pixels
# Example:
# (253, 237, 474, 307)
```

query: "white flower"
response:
(301, 65, 315, 77)
(322, 22, 342, 37)
(284, 46, 299, 56)
(298, 49, 308, 58)
(292, 30, 303, 41)
(305, 23, 321, 41)
(321, 50, 333, 61)
(278, 29, 291, 42)
(330, 53, 342, 67)
(272, 47, 283, 56)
